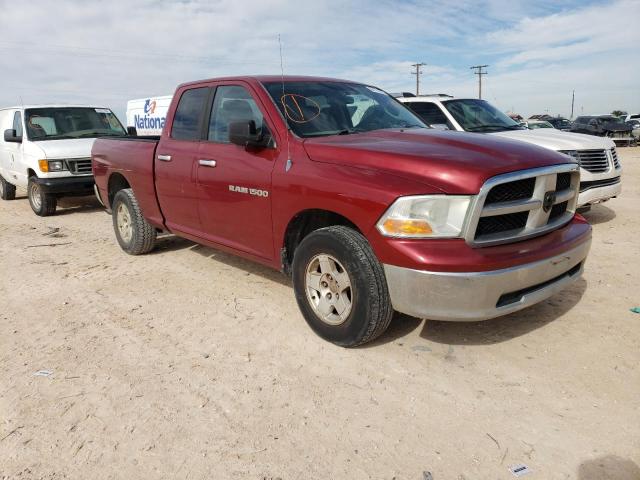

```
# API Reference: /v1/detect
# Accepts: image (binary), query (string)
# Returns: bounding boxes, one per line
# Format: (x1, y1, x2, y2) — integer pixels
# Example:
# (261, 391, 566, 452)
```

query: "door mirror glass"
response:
(126, 126, 138, 136)
(228, 120, 269, 148)
(3, 129, 22, 143)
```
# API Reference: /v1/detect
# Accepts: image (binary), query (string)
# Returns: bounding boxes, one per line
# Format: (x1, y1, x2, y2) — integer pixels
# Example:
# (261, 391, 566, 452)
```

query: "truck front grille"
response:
(576, 150, 609, 173)
(66, 158, 92, 175)
(465, 164, 580, 247)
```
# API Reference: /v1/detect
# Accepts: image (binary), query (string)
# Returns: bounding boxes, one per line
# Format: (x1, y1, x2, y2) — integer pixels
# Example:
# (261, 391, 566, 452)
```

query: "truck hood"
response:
(302, 129, 575, 194)
(490, 129, 615, 150)
(33, 138, 97, 159)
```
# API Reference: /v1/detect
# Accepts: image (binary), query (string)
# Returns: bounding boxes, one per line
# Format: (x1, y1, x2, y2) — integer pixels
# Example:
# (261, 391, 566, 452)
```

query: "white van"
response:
(397, 95, 622, 208)
(126, 96, 172, 136)
(0, 105, 126, 216)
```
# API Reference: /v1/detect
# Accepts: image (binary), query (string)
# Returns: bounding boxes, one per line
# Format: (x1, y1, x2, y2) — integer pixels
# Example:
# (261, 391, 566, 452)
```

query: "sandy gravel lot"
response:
(1, 148, 639, 480)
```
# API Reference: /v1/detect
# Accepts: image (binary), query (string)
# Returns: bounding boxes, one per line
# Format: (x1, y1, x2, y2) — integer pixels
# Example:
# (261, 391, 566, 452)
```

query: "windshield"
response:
(262, 81, 426, 138)
(24, 107, 126, 141)
(441, 99, 524, 132)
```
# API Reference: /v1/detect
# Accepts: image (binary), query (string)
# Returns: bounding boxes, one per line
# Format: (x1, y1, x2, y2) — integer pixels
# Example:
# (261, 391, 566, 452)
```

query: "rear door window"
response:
(171, 87, 209, 140)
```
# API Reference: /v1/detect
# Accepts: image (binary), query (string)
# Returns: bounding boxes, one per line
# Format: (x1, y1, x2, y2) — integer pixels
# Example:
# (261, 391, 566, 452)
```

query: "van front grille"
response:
(66, 158, 92, 175)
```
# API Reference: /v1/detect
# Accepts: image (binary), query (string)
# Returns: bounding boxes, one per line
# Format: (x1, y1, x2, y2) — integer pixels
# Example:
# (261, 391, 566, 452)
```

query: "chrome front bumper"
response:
(383, 238, 591, 321)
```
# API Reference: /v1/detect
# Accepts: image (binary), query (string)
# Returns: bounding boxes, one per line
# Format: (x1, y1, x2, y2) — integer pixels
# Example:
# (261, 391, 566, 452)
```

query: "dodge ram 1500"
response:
(92, 76, 591, 346)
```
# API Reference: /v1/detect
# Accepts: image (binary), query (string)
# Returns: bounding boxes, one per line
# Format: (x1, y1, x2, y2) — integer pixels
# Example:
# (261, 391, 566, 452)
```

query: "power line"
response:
(470, 65, 489, 99)
(411, 62, 427, 96)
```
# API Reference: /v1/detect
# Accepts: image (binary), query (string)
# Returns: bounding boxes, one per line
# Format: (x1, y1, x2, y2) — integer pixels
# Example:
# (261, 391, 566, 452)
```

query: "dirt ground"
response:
(1, 148, 639, 480)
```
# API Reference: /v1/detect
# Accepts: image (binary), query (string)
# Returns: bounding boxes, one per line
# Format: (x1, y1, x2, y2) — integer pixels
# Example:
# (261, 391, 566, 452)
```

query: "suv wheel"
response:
(112, 188, 157, 255)
(0, 175, 16, 200)
(28, 177, 57, 216)
(292, 226, 393, 347)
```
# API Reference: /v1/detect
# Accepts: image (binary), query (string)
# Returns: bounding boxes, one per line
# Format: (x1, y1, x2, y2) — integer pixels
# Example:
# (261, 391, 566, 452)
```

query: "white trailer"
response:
(126, 96, 172, 136)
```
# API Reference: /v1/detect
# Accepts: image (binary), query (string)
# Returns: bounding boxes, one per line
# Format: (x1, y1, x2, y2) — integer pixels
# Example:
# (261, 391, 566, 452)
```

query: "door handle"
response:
(157, 154, 172, 162)
(198, 159, 217, 168)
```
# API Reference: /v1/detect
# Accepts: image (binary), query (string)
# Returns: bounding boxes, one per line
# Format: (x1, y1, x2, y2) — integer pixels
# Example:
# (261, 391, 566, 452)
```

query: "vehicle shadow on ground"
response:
(358, 313, 424, 348)
(577, 455, 640, 479)
(152, 235, 291, 287)
(581, 204, 616, 225)
(417, 277, 587, 346)
(55, 196, 104, 216)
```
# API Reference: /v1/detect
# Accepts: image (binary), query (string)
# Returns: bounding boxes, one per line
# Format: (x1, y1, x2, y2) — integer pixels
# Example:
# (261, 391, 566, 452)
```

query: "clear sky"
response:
(0, 0, 637, 121)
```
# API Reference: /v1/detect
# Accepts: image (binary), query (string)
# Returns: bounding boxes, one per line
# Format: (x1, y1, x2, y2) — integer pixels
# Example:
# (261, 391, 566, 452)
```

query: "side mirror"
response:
(3, 129, 22, 143)
(126, 126, 137, 136)
(430, 123, 450, 131)
(228, 120, 269, 148)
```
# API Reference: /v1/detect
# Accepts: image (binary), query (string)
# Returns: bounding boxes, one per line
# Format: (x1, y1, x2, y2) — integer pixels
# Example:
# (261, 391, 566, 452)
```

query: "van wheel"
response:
(112, 188, 157, 255)
(28, 177, 57, 216)
(292, 226, 393, 347)
(0, 175, 16, 200)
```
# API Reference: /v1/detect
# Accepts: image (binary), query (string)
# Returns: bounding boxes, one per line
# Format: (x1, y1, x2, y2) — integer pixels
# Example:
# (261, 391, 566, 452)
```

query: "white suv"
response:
(396, 95, 622, 207)
(0, 105, 126, 216)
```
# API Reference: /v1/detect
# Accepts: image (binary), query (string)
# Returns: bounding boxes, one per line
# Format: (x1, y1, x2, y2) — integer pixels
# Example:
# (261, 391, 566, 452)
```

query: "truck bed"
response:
(92, 136, 165, 228)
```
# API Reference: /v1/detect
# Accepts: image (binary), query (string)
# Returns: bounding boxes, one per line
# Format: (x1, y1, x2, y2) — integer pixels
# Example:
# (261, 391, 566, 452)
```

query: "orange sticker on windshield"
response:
(281, 94, 320, 123)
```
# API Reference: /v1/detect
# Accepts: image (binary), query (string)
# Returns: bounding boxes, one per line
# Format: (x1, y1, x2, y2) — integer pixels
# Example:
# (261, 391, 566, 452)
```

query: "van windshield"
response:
(24, 107, 126, 141)
(262, 81, 426, 138)
(441, 99, 525, 133)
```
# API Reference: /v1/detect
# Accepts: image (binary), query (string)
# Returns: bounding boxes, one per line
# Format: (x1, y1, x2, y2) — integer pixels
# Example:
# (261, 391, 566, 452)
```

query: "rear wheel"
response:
(28, 177, 57, 216)
(292, 226, 393, 347)
(0, 175, 16, 200)
(112, 188, 157, 255)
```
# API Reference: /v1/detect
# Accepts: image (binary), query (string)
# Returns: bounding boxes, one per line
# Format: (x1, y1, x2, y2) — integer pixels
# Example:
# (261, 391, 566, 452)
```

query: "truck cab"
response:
(0, 105, 126, 215)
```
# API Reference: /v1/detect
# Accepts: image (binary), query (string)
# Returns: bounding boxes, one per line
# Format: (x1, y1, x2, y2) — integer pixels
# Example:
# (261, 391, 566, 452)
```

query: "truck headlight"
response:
(376, 195, 472, 238)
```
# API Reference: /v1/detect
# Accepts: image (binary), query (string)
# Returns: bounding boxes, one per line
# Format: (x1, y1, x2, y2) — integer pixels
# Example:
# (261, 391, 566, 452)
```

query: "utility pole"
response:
(411, 62, 427, 96)
(470, 65, 489, 99)
(570, 90, 575, 119)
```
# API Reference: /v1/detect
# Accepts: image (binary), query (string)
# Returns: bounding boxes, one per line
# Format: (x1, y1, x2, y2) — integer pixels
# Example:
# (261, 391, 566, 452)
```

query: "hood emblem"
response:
(543, 191, 556, 213)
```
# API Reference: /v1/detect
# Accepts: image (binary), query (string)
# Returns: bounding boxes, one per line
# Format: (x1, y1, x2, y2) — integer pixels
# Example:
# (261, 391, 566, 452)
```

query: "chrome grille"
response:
(576, 150, 609, 173)
(611, 148, 620, 169)
(66, 158, 92, 175)
(465, 164, 580, 247)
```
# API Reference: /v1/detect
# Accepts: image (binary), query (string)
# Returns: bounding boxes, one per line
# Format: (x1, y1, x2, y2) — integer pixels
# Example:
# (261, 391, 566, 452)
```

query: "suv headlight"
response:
(376, 195, 472, 238)
(559, 150, 579, 162)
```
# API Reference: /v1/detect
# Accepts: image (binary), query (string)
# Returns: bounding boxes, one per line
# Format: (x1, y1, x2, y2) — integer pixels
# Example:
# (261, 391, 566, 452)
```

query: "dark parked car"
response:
(529, 114, 572, 130)
(570, 115, 633, 144)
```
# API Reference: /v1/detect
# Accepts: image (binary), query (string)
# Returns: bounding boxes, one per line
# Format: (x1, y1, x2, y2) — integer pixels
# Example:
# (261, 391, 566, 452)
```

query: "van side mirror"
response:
(126, 126, 137, 136)
(3, 129, 22, 143)
(228, 120, 270, 148)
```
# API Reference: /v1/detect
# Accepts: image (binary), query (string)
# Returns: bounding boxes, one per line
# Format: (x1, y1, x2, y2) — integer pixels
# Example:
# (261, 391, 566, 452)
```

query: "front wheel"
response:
(112, 188, 157, 255)
(292, 226, 393, 347)
(0, 175, 16, 200)
(28, 177, 57, 216)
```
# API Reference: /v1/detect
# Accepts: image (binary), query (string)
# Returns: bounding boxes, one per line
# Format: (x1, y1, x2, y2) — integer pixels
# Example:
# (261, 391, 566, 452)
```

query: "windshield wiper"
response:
(78, 131, 123, 138)
(466, 125, 513, 132)
(33, 135, 76, 140)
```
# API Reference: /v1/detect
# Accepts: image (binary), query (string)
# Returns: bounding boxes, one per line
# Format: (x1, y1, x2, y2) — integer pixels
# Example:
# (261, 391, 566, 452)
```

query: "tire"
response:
(28, 176, 57, 216)
(112, 188, 157, 255)
(0, 175, 16, 200)
(292, 225, 393, 347)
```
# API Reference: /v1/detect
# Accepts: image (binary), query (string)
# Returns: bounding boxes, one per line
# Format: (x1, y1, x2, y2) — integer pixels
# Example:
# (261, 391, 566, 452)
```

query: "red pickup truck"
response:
(92, 76, 591, 346)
